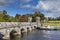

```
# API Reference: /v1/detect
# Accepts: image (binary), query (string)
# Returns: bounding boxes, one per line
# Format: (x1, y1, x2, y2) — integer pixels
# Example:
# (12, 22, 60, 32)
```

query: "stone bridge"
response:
(0, 17, 40, 39)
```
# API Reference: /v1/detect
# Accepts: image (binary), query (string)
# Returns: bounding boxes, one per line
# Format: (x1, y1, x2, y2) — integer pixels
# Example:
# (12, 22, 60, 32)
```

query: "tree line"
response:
(0, 10, 60, 22)
(48, 17, 60, 21)
(0, 10, 45, 22)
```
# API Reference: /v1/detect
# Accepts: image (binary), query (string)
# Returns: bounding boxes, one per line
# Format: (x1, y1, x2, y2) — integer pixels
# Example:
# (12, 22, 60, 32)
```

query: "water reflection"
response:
(10, 30, 60, 40)
(10, 34, 20, 40)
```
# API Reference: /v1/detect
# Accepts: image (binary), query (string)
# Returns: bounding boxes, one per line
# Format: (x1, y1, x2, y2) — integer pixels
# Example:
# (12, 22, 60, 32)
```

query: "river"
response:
(10, 30, 60, 40)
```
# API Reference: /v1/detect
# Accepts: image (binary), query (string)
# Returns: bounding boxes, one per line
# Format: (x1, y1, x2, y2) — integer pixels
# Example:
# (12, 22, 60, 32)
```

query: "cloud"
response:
(0, 0, 16, 3)
(20, 4, 35, 9)
(20, 0, 32, 5)
(20, 5, 31, 8)
(36, 0, 60, 11)
(20, 0, 60, 18)
(20, 0, 33, 6)
(20, 0, 34, 9)
(35, 0, 60, 18)
(21, 0, 32, 3)
(0, 0, 58, 18)
(0, 0, 17, 7)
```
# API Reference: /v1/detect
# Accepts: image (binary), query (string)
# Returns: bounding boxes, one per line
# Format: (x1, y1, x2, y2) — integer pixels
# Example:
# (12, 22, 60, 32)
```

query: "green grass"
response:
(44, 21, 60, 26)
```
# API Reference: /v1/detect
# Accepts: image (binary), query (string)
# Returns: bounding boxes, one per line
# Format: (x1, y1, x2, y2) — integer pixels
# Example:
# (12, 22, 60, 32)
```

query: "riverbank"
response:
(45, 21, 60, 26)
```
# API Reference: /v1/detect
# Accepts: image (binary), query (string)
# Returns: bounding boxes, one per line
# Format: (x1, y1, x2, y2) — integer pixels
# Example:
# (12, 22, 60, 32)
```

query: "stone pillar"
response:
(29, 27, 32, 31)
(28, 17, 32, 30)
(36, 17, 40, 27)
(3, 29, 10, 40)
(28, 17, 32, 22)
(24, 27, 27, 32)
(18, 22, 20, 28)
(6, 30, 10, 38)
(14, 27, 21, 35)
(18, 28, 21, 35)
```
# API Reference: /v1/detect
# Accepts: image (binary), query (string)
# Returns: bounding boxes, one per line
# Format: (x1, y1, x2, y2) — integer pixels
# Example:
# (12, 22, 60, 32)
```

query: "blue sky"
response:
(0, 0, 60, 18)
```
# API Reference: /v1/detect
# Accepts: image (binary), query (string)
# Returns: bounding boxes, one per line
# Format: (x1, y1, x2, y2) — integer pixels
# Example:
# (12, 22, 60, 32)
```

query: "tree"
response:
(15, 14, 21, 19)
(2, 10, 7, 15)
(0, 19, 5, 22)
(20, 15, 28, 22)
(0, 10, 45, 22)
(32, 11, 45, 22)
(3, 15, 10, 21)
(15, 14, 21, 22)
(56, 17, 60, 21)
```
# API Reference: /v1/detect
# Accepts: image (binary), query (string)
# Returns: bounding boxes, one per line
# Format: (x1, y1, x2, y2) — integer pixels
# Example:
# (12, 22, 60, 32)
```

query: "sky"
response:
(0, 0, 60, 18)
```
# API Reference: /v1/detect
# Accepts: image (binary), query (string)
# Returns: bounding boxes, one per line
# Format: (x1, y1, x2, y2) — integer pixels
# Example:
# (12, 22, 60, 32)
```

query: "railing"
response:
(0, 22, 38, 29)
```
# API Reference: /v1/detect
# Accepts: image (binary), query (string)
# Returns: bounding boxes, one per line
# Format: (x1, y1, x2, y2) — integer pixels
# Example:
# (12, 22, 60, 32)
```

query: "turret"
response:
(28, 17, 32, 22)
(36, 17, 40, 27)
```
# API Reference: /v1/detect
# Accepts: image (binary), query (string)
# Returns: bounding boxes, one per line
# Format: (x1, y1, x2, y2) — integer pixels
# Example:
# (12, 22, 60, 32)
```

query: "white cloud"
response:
(36, 1, 49, 10)
(21, 0, 32, 3)
(0, 0, 16, 3)
(0, 0, 5, 3)
(20, 0, 33, 8)
(36, 0, 60, 11)
(20, 0, 60, 18)
(0, 0, 17, 6)
(35, 0, 60, 18)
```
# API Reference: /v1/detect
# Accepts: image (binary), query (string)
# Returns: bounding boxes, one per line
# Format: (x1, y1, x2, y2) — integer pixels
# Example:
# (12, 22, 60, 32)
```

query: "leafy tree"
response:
(32, 11, 45, 21)
(56, 17, 60, 21)
(3, 15, 10, 21)
(0, 10, 45, 22)
(20, 15, 28, 22)
(0, 19, 5, 22)
(15, 14, 21, 18)
(15, 14, 21, 22)
(2, 10, 7, 15)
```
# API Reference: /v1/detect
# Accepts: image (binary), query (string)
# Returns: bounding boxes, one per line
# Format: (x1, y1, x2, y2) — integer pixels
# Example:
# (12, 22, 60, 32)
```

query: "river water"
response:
(10, 30, 60, 40)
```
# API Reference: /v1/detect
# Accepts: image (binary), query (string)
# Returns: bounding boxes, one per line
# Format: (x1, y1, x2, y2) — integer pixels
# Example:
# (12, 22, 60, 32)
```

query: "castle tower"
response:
(36, 17, 40, 27)
(28, 17, 32, 22)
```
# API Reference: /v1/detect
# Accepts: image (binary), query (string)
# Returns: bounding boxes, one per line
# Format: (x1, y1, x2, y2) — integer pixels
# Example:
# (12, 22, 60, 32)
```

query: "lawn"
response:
(44, 21, 60, 26)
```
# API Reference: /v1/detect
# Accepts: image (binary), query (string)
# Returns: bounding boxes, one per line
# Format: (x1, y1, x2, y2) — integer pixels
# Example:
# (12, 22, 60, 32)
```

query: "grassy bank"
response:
(45, 21, 60, 26)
